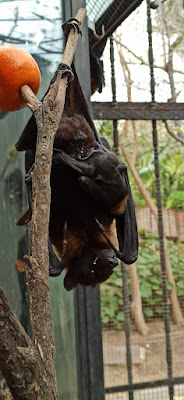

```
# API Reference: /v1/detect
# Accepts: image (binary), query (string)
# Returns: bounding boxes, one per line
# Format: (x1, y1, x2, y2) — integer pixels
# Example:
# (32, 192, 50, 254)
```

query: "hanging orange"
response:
(0, 44, 41, 112)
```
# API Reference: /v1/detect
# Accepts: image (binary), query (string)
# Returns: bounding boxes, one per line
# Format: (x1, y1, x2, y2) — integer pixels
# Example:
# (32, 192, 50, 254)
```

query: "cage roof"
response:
(87, 0, 143, 57)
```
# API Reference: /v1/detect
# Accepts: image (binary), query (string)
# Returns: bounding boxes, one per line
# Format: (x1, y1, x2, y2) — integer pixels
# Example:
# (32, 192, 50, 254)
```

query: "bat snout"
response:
(108, 256, 118, 269)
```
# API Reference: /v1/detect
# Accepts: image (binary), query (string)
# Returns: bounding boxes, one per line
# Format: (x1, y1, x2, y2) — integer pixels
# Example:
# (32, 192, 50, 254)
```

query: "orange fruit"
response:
(0, 44, 41, 112)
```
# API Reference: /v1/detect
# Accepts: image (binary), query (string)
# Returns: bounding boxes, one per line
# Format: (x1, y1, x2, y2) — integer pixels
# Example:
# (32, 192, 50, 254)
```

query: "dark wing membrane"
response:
(16, 115, 37, 151)
(116, 169, 138, 265)
(16, 63, 100, 152)
(64, 63, 100, 142)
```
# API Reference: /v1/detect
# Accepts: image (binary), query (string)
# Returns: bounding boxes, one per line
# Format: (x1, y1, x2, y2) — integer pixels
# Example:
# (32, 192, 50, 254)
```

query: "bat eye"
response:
(109, 261, 114, 268)
(93, 257, 98, 265)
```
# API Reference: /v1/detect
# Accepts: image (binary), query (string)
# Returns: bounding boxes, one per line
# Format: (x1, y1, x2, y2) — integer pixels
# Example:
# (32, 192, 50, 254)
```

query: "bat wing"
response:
(15, 63, 100, 152)
(65, 63, 100, 142)
(116, 167, 138, 265)
(16, 61, 138, 273)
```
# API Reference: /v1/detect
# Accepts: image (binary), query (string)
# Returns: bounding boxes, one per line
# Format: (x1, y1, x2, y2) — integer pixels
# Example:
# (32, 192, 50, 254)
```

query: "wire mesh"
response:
(86, 0, 114, 22)
(99, 1, 184, 399)
(0, 0, 63, 61)
(105, 384, 184, 400)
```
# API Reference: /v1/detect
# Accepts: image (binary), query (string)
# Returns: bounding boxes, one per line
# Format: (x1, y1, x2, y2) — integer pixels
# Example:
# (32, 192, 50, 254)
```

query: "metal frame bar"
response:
(105, 377, 184, 394)
(62, 1, 105, 400)
(92, 102, 184, 120)
(63, 2, 183, 400)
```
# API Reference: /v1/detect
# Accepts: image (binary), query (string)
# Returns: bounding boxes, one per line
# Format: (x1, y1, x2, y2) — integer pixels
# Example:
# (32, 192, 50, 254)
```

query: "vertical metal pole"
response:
(75, 285, 105, 400)
(62, 0, 72, 21)
(110, 34, 133, 400)
(110, 36, 119, 156)
(64, 1, 105, 400)
(146, 1, 174, 399)
(71, 0, 91, 103)
(122, 262, 134, 400)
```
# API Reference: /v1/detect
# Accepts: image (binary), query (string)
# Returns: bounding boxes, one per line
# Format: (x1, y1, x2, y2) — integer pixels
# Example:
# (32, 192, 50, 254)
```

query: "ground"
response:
(102, 320, 184, 399)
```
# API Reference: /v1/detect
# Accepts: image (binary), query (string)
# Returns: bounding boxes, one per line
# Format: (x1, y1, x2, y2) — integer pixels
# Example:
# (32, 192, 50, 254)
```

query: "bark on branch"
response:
(0, 8, 86, 399)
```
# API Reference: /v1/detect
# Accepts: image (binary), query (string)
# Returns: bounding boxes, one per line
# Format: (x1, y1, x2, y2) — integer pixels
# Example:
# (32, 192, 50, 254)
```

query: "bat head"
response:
(78, 156, 128, 213)
(64, 248, 118, 291)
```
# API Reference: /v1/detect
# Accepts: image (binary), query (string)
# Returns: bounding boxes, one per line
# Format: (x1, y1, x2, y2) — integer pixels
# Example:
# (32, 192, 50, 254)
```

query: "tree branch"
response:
(163, 120, 184, 145)
(0, 8, 86, 399)
(114, 37, 184, 76)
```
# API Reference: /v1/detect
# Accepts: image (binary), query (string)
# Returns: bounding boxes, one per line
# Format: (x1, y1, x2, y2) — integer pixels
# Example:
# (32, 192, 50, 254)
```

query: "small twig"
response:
(163, 120, 184, 145)
(20, 85, 40, 111)
(114, 36, 184, 76)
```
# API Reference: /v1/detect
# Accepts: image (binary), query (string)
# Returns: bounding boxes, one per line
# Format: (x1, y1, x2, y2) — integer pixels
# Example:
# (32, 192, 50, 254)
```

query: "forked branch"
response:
(0, 8, 86, 399)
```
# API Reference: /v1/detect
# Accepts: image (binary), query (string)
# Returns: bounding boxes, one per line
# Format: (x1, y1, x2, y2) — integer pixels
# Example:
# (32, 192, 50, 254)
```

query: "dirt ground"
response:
(102, 320, 184, 388)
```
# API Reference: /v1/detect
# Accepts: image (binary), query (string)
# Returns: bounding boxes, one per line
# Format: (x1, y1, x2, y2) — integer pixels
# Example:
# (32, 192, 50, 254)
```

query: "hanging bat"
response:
(16, 19, 138, 291)
(90, 51, 104, 94)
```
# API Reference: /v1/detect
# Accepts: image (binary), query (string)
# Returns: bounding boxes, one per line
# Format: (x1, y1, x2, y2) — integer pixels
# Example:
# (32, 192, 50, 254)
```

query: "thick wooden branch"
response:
(0, 286, 60, 399)
(25, 7, 86, 396)
(27, 3, 86, 343)
(0, 286, 35, 399)
(0, 374, 13, 400)
(0, 8, 86, 399)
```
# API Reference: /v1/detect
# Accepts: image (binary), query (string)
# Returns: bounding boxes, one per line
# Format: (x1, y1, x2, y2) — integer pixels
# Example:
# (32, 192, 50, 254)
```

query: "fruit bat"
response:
(16, 19, 138, 291)
(90, 51, 104, 94)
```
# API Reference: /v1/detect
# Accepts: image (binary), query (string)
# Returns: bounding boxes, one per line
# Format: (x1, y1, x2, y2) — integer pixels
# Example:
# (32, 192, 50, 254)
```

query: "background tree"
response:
(98, 0, 184, 329)
(114, 0, 184, 324)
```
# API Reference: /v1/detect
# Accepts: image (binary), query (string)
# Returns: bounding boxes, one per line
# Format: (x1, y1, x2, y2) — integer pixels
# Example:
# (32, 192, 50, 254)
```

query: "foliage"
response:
(98, 120, 113, 140)
(167, 191, 184, 210)
(100, 233, 184, 327)
(99, 0, 184, 327)
(99, 119, 184, 211)
(100, 262, 124, 326)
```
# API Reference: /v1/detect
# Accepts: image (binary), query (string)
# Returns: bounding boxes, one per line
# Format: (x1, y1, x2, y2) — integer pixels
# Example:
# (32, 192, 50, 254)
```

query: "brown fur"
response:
(52, 217, 118, 270)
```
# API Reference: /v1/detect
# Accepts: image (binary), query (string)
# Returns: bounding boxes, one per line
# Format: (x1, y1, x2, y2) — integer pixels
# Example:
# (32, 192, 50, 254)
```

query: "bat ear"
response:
(16, 115, 37, 151)
(64, 271, 77, 291)
(116, 167, 138, 265)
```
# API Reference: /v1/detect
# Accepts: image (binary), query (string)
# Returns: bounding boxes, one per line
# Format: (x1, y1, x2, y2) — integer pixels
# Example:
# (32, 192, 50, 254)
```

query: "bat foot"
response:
(48, 221, 67, 277)
(25, 164, 34, 184)
(49, 265, 63, 277)
(51, 63, 74, 84)
(57, 63, 74, 81)
(62, 18, 82, 37)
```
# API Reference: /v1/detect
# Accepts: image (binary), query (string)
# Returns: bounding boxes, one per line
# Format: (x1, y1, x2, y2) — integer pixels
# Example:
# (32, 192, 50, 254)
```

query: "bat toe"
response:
(62, 18, 82, 37)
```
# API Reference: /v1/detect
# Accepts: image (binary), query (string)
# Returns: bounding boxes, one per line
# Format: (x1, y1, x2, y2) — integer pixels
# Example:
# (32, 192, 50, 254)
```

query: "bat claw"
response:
(51, 63, 74, 84)
(58, 63, 74, 81)
(62, 18, 82, 37)
(25, 164, 34, 184)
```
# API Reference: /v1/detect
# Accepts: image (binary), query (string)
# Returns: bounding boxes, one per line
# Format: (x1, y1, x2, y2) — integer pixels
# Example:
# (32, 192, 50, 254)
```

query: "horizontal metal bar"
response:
(91, 102, 184, 120)
(105, 376, 184, 393)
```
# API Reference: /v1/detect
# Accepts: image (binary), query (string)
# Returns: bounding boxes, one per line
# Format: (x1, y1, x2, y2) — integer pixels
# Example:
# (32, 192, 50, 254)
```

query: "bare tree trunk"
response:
(116, 43, 148, 334)
(129, 264, 149, 335)
(120, 140, 184, 325)
(115, 33, 184, 325)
